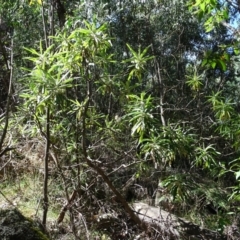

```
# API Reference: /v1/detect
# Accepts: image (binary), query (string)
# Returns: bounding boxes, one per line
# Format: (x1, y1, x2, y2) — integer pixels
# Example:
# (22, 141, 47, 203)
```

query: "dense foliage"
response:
(0, 0, 240, 239)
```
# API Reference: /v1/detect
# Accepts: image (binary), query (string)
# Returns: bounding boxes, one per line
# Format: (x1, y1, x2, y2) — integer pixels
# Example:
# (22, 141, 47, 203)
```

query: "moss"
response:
(30, 226, 50, 240)
(0, 208, 50, 240)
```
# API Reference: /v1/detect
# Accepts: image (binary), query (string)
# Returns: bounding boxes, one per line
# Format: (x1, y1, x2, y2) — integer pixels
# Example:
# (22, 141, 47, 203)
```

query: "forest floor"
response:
(0, 174, 83, 240)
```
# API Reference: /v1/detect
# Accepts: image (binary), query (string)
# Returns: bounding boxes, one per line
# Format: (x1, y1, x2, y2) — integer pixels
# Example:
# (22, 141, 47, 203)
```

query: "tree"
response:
(1, 0, 240, 239)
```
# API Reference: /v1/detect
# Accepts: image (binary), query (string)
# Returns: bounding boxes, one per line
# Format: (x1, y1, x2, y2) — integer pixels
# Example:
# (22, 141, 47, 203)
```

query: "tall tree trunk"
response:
(54, 0, 66, 28)
(42, 107, 50, 227)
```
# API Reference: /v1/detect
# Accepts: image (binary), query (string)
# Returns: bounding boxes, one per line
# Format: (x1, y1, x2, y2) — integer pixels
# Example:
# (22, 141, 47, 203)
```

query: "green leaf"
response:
(223, 53, 230, 61)
(235, 170, 240, 180)
(217, 59, 227, 71)
(234, 49, 240, 55)
(211, 61, 217, 69)
(199, 3, 206, 11)
(210, 0, 217, 7)
(202, 59, 208, 66)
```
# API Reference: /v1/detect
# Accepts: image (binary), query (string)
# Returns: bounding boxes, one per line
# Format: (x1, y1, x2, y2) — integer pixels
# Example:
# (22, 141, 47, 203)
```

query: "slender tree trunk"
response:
(151, 45, 166, 127)
(53, 0, 66, 28)
(42, 107, 50, 227)
(41, 1, 48, 49)
(0, 36, 13, 154)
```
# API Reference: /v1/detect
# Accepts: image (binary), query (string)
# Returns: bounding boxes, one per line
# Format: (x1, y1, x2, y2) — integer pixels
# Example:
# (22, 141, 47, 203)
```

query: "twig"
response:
(0, 189, 14, 206)
(0, 147, 15, 157)
(57, 190, 78, 224)
(78, 212, 90, 240)
(0, 152, 13, 172)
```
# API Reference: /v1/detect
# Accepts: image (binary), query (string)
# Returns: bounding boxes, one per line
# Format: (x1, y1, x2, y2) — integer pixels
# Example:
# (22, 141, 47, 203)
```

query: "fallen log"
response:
(132, 202, 228, 240)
